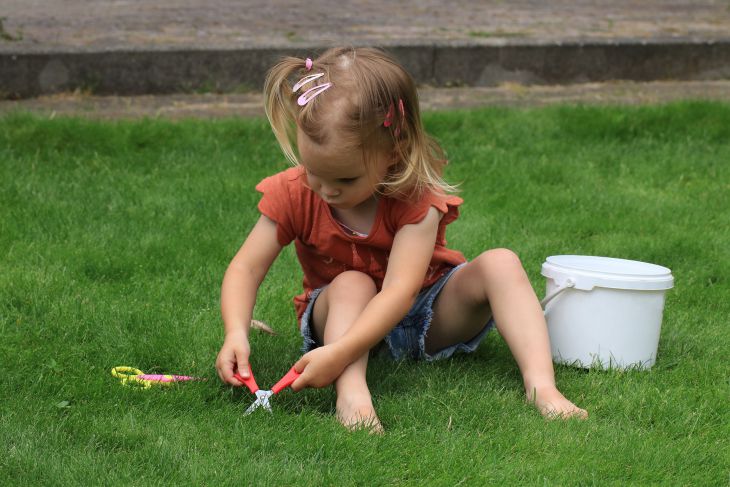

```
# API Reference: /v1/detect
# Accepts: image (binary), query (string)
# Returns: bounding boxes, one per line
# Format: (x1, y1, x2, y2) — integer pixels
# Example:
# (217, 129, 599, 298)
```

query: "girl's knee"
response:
(475, 248, 525, 279)
(329, 271, 377, 300)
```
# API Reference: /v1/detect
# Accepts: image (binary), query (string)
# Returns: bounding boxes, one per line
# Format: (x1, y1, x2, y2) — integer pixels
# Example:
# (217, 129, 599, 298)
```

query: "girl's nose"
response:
(320, 184, 340, 197)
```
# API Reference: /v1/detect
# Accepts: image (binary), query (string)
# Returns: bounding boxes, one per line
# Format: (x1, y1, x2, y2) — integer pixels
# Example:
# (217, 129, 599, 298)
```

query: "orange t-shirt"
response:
(256, 166, 466, 321)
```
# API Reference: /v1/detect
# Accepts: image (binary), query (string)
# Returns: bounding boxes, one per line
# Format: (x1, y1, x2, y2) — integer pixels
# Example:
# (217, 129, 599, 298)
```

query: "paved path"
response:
(2, 0, 729, 52)
(1, 1, 729, 110)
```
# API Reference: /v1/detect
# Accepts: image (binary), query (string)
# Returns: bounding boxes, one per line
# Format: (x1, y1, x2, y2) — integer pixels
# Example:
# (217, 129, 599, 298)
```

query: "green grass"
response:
(2, 102, 729, 485)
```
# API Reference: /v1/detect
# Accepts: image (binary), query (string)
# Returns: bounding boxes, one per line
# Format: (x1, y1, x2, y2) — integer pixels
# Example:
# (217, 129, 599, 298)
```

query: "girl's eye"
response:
(337, 177, 358, 184)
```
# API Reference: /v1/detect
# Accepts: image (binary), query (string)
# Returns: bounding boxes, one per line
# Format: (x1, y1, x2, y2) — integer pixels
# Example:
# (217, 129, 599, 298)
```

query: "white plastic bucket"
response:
(541, 255, 674, 370)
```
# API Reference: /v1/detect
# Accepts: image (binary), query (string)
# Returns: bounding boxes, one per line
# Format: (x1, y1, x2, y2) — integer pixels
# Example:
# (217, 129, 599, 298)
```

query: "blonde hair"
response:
(263, 47, 457, 200)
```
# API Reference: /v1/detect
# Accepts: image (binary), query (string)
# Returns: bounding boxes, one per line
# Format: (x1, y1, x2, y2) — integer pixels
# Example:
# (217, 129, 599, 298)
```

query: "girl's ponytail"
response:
(263, 57, 307, 166)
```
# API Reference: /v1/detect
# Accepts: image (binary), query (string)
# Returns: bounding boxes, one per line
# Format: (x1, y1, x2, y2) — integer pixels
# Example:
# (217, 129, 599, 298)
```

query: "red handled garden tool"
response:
(234, 366, 301, 415)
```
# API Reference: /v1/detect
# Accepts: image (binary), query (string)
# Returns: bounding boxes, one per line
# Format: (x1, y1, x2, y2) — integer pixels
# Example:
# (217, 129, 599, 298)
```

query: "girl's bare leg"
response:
(428, 249, 587, 419)
(311, 271, 384, 433)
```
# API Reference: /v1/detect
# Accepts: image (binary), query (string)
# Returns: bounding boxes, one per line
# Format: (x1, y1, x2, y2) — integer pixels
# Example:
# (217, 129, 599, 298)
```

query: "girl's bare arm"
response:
(217, 215, 283, 385)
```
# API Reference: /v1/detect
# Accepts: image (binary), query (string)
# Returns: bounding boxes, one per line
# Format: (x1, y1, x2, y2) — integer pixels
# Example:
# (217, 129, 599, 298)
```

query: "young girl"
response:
(216, 47, 587, 431)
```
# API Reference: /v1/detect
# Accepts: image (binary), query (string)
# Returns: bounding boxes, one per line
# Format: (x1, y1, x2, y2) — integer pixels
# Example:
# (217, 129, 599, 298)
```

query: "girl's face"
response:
(297, 128, 391, 211)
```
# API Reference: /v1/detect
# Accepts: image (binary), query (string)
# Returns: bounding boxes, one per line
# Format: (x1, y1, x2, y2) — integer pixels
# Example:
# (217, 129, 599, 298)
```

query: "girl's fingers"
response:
(290, 356, 309, 391)
(293, 354, 308, 372)
(237, 360, 251, 379)
(229, 371, 242, 385)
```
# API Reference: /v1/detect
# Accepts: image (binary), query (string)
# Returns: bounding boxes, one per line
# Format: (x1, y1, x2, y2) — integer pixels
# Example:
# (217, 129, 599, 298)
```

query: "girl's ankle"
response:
(524, 381, 558, 401)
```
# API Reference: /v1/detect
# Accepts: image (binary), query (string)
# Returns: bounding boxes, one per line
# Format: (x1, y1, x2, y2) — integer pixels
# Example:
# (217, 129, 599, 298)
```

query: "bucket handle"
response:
(540, 278, 575, 312)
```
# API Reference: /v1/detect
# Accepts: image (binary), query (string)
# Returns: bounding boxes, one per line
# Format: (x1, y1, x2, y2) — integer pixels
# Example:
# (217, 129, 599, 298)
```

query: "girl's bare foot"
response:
(336, 394, 384, 434)
(527, 385, 588, 419)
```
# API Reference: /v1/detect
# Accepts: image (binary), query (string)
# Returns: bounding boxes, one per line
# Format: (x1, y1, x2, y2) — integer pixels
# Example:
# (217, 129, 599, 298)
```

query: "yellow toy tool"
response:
(111, 366, 201, 389)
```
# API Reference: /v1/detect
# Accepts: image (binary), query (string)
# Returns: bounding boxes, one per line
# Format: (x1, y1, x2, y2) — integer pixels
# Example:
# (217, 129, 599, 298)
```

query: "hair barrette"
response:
(395, 99, 406, 136)
(384, 98, 406, 134)
(292, 72, 324, 92)
(297, 83, 332, 106)
(293, 72, 332, 106)
(305, 58, 313, 71)
(383, 103, 395, 128)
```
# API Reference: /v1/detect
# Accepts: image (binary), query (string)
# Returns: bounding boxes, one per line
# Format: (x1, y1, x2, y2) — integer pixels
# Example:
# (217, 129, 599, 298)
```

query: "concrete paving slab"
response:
(1, 1, 729, 98)
(3, 0, 730, 51)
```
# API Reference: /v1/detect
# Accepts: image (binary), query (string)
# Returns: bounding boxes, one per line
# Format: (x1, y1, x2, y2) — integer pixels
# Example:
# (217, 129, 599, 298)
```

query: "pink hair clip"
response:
(292, 72, 324, 92)
(297, 83, 332, 106)
(305, 57, 313, 71)
(292, 72, 332, 106)
(384, 98, 406, 135)
(383, 103, 395, 128)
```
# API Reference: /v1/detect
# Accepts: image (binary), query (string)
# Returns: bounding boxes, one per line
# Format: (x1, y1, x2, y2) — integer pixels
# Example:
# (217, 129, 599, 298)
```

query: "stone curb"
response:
(2, 39, 730, 99)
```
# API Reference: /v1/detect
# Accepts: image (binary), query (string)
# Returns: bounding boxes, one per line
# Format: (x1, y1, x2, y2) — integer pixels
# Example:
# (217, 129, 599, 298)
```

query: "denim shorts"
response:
(299, 263, 495, 362)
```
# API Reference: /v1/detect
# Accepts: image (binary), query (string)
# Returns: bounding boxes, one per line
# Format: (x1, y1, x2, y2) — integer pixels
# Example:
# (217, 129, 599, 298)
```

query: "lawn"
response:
(1, 102, 728, 485)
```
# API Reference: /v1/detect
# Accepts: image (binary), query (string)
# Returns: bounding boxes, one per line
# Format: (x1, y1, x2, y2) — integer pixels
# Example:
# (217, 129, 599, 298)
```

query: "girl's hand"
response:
(290, 343, 348, 391)
(215, 330, 251, 386)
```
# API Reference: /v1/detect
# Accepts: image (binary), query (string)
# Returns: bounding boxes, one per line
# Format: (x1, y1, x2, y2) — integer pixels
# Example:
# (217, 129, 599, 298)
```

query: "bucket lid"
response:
(541, 255, 674, 291)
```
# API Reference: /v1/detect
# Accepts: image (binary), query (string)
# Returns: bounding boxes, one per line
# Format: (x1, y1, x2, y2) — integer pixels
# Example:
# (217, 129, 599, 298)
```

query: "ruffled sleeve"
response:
(388, 191, 463, 232)
(255, 169, 299, 246)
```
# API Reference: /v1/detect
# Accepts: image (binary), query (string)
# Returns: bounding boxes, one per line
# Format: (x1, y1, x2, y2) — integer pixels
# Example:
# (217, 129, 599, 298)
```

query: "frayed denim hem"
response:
(388, 263, 493, 362)
(300, 287, 325, 354)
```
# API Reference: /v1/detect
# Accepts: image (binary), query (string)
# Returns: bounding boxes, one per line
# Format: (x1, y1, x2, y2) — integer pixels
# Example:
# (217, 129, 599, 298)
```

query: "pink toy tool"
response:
(111, 366, 202, 389)
(234, 365, 301, 415)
